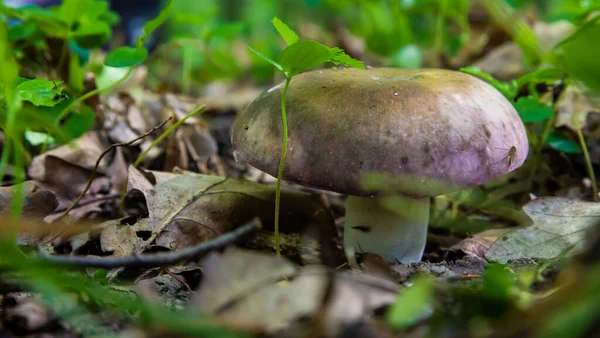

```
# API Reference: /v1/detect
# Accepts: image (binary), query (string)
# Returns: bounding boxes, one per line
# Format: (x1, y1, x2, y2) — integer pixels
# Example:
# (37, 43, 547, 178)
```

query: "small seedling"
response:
(246, 17, 364, 256)
(104, 0, 173, 68)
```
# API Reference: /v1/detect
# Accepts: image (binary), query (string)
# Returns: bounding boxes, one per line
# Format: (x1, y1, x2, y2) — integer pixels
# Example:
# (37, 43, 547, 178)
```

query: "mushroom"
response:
(230, 67, 529, 263)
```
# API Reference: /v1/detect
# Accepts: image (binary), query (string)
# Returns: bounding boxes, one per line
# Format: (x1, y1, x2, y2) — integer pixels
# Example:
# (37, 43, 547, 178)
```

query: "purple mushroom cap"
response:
(231, 67, 529, 197)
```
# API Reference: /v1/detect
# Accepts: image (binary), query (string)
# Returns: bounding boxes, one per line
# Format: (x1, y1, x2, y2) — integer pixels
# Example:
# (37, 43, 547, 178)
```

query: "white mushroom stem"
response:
(343, 195, 430, 263)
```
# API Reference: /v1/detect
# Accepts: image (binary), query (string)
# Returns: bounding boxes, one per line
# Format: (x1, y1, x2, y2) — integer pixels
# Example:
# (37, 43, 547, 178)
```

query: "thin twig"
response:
(52, 193, 121, 213)
(133, 104, 206, 168)
(41, 219, 260, 269)
(54, 117, 172, 222)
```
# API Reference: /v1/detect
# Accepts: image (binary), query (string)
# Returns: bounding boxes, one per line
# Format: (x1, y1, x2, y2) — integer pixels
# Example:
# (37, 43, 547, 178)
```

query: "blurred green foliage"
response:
(1, 0, 600, 336)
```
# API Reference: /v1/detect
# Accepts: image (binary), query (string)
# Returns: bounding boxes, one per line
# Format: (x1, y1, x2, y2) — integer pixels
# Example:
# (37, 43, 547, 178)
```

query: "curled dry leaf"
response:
(190, 247, 398, 337)
(107, 166, 340, 265)
(4, 296, 56, 333)
(446, 228, 512, 259)
(486, 197, 600, 263)
(0, 181, 58, 219)
(29, 131, 128, 221)
(555, 84, 600, 131)
(29, 132, 110, 204)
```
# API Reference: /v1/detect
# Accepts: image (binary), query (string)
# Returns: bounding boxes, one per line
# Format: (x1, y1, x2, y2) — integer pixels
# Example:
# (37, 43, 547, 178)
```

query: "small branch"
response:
(42, 219, 260, 269)
(133, 104, 206, 168)
(52, 194, 121, 213)
(54, 117, 172, 222)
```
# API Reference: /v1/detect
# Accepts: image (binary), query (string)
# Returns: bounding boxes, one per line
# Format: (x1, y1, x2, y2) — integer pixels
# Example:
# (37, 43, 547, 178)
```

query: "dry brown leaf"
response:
(0, 181, 58, 219)
(486, 197, 600, 262)
(555, 84, 600, 131)
(120, 166, 339, 265)
(447, 228, 512, 259)
(4, 296, 56, 333)
(190, 247, 398, 337)
(101, 219, 142, 258)
(28, 131, 111, 206)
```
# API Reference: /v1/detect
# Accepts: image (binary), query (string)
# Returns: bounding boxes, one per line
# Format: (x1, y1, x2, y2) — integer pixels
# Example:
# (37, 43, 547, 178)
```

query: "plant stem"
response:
(575, 121, 598, 201)
(274, 76, 292, 258)
(54, 67, 134, 126)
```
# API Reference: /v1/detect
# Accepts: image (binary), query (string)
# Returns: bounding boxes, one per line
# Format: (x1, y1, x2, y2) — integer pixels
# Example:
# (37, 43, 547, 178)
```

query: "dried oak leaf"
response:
(555, 84, 600, 131)
(446, 228, 512, 259)
(486, 197, 600, 263)
(29, 131, 128, 221)
(0, 181, 58, 219)
(190, 247, 398, 336)
(28, 132, 110, 204)
(110, 166, 339, 265)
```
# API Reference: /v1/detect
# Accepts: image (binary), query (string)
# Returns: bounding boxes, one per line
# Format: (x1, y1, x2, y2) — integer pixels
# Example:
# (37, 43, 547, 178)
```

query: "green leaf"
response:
(7, 21, 37, 41)
(514, 97, 553, 123)
(482, 263, 517, 303)
(246, 45, 283, 72)
(140, 0, 173, 47)
(280, 40, 331, 76)
(460, 66, 517, 100)
(557, 18, 600, 93)
(24, 131, 55, 147)
(329, 47, 365, 69)
(546, 132, 581, 153)
(0, 20, 20, 111)
(63, 105, 95, 139)
(271, 17, 299, 46)
(19, 6, 69, 39)
(69, 52, 84, 93)
(59, 0, 91, 27)
(515, 67, 563, 88)
(104, 47, 148, 68)
(72, 21, 111, 49)
(386, 275, 435, 331)
(15, 78, 67, 107)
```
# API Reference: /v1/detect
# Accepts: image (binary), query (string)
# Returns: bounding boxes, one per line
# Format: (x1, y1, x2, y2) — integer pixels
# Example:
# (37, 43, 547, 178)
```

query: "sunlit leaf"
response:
(460, 66, 517, 100)
(280, 40, 330, 76)
(141, 0, 173, 46)
(246, 45, 283, 72)
(272, 17, 299, 46)
(24, 131, 55, 147)
(58, 0, 92, 27)
(104, 47, 148, 67)
(15, 78, 67, 107)
(329, 47, 365, 69)
(386, 275, 435, 331)
(515, 67, 563, 88)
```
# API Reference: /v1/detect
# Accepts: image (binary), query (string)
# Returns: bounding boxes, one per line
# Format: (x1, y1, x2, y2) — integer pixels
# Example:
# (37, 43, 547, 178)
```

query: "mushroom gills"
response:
(344, 195, 430, 263)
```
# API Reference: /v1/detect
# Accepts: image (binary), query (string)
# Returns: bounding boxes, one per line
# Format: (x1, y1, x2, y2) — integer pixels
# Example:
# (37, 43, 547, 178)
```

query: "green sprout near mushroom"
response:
(242, 18, 364, 256)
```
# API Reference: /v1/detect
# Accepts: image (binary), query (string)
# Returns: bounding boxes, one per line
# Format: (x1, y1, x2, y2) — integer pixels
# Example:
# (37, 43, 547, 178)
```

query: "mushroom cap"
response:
(231, 67, 529, 197)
